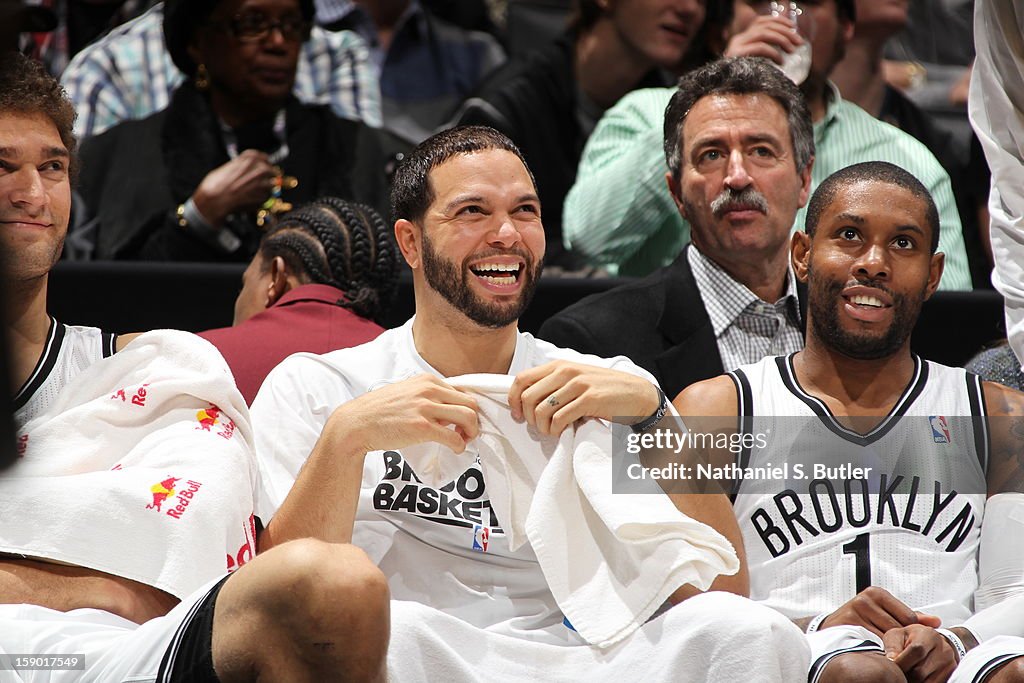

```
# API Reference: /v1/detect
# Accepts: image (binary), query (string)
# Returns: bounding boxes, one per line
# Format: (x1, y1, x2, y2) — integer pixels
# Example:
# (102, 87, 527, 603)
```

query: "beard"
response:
(808, 265, 923, 360)
(420, 230, 542, 329)
(0, 233, 65, 283)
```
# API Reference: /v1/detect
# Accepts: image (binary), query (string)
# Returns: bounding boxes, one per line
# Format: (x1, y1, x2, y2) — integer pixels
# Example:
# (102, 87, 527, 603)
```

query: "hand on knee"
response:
(819, 652, 906, 683)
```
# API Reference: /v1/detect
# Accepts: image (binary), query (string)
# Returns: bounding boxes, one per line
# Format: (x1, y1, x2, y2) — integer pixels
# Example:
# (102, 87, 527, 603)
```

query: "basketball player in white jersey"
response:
(1, 52, 394, 682)
(674, 161, 1024, 683)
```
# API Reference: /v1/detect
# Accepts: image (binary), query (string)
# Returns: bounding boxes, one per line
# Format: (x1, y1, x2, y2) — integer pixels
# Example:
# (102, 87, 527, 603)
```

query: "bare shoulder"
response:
(672, 375, 739, 418)
(983, 380, 1024, 417)
(981, 381, 1024, 494)
(114, 332, 144, 352)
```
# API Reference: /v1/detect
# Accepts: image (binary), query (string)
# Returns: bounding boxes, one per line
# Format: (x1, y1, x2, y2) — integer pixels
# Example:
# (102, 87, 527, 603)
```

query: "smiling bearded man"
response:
(419, 227, 541, 329)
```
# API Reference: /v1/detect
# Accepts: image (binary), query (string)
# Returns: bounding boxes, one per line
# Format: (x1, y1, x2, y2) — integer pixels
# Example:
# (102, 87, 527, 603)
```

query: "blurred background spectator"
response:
(831, 0, 991, 287)
(452, 0, 726, 269)
(19, 0, 158, 77)
(883, 0, 975, 161)
(59, 1, 380, 141)
(200, 197, 400, 403)
(966, 342, 1024, 392)
(320, 0, 507, 144)
(73, 0, 390, 263)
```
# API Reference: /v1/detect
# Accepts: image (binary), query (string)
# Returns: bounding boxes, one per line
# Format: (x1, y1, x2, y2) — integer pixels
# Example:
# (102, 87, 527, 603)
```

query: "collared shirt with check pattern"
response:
(688, 247, 804, 371)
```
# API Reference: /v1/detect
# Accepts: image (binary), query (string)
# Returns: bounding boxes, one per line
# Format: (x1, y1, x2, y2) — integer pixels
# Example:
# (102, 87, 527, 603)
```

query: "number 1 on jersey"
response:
(842, 532, 871, 594)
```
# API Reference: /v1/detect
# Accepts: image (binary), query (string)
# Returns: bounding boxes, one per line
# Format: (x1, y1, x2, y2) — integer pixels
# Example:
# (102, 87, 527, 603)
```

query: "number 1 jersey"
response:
(728, 354, 988, 625)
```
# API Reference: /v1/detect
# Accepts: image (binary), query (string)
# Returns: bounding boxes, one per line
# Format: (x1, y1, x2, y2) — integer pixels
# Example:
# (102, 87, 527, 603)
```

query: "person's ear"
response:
(266, 256, 291, 307)
(797, 156, 814, 209)
(395, 219, 422, 269)
(791, 231, 811, 284)
(666, 171, 689, 221)
(924, 252, 945, 301)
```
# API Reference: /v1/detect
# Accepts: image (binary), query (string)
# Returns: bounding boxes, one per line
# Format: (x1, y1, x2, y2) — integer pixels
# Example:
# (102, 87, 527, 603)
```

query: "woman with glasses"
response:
(76, 0, 389, 262)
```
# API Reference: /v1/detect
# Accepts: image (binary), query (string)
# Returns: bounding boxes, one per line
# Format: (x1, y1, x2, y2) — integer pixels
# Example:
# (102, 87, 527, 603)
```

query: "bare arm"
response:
(982, 381, 1024, 495)
(0, 556, 178, 623)
(114, 332, 143, 352)
(670, 376, 749, 599)
(258, 374, 480, 551)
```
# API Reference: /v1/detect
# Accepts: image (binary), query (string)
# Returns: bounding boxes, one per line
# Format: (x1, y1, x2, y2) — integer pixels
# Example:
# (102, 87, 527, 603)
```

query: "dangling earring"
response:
(195, 64, 210, 91)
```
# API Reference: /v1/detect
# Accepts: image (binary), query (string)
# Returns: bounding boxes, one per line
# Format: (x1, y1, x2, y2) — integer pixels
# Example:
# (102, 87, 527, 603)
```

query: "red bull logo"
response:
(111, 383, 149, 407)
(226, 514, 258, 572)
(195, 404, 236, 440)
(165, 480, 203, 519)
(195, 406, 222, 431)
(146, 476, 180, 511)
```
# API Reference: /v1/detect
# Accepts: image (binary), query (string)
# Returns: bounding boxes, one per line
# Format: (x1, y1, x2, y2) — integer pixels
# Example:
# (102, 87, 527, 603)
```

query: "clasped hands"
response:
(819, 586, 963, 683)
(328, 361, 662, 458)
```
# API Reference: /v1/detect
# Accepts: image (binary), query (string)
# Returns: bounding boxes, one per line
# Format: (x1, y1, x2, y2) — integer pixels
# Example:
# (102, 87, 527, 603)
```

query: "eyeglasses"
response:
(209, 12, 311, 42)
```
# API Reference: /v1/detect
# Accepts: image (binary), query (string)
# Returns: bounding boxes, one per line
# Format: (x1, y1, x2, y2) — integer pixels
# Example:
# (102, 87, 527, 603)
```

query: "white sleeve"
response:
(961, 493, 1024, 641)
(249, 354, 352, 523)
(969, 0, 1024, 370)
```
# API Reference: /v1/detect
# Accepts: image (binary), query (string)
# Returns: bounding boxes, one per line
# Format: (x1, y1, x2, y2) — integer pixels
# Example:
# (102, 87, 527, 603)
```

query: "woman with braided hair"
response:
(200, 197, 401, 403)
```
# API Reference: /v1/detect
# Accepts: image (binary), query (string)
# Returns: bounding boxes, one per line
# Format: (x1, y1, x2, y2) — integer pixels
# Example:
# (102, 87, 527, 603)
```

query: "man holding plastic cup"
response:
(559, 0, 973, 292)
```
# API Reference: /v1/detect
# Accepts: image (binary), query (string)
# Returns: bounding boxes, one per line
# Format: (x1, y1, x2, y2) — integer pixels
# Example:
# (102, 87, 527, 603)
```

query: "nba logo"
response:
(929, 416, 951, 444)
(472, 525, 489, 552)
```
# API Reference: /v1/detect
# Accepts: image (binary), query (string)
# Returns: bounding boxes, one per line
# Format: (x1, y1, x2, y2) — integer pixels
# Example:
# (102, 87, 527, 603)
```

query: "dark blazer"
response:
(537, 245, 807, 400)
(79, 81, 389, 262)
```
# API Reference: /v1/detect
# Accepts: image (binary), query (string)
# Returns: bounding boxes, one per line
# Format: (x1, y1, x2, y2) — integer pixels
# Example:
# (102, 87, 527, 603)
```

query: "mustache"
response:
(710, 187, 769, 218)
(463, 247, 536, 268)
(840, 278, 896, 299)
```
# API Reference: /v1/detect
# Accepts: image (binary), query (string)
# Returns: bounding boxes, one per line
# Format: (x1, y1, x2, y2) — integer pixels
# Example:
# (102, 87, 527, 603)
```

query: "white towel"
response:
(385, 592, 809, 682)
(399, 373, 739, 648)
(0, 330, 258, 599)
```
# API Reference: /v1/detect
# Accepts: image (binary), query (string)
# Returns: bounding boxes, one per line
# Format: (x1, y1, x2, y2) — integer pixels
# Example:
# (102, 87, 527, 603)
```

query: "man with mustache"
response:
(561, 0, 973, 291)
(673, 161, 1024, 682)
(249, 125, 812, 680)
(541, 56, 811, 400)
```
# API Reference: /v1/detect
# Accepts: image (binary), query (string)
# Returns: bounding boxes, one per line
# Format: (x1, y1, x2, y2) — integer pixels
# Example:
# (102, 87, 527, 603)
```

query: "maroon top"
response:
(199, 283, 386, 404)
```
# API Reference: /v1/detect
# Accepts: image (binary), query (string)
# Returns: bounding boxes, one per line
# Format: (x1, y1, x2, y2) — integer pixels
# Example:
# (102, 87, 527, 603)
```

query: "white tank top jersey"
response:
(12, 319, 116, 428)
(728, 354, 988, 626)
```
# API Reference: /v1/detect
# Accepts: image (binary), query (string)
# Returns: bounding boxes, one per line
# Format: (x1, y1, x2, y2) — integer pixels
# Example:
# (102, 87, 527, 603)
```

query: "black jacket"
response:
(79, 82, 389, 262)
(538, 246, 808, 400)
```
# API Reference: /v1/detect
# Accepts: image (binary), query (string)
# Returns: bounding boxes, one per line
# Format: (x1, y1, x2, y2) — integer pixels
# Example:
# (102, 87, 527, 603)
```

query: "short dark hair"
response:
(390, 126, 537, 225)
(804, 161, 940, 253)
(0, 53, 77, 181)
(569, 0, 603, 33)
(837, 0, 855, 23)
(663, 56, 814, 182)
(163, 0, 315, 77)
(679, 0, 736, 71)
(259, 197, 400, 321)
